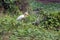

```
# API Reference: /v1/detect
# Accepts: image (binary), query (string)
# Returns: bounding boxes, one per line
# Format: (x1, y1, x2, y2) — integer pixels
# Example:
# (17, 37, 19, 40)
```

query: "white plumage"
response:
(16, 11, 29, 21)
(16, 15, 25, 21)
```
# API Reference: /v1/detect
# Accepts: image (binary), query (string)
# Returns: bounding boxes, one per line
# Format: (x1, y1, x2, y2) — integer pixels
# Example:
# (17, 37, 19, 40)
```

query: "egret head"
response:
(24, 11, 29, 16)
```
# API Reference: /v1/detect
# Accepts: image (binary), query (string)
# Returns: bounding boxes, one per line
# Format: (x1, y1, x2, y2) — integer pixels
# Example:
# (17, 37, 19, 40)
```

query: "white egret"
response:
(16, 11, 29, 21)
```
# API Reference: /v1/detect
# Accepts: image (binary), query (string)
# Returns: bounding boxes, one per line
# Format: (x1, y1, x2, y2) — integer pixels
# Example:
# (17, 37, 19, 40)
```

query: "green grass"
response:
(0, 12, 60, 40)
(0, 0, 60, 40)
